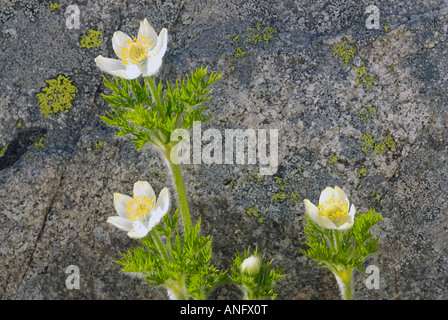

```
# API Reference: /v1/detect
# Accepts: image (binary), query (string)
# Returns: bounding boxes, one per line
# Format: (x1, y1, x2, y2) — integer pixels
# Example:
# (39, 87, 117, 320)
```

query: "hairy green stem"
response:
(168, 160, 192, 232)
(333, 268, 353, 300)
(145, 76, 166, 122)
(151, 229, 170, 262)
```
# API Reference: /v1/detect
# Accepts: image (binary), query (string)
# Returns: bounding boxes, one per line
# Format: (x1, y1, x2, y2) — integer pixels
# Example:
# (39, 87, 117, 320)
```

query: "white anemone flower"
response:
(303, 186, 356, 231)
(107, 181, 170, 239)
(95, 18, 168, 79)
(240, 256, 261, 277)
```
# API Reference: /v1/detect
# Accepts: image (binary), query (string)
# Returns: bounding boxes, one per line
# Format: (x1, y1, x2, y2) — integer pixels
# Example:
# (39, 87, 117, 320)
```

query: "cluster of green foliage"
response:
(301, 208, 382, 273)
(116, 209, 227, 300)
(229, 248, 285, 300)
(100, 67, 221, 150)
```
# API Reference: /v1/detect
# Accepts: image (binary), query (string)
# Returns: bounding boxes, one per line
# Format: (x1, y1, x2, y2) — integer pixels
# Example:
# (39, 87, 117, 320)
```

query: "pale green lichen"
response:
(36, 75, 78, 118)
(80, 29, 103, 49)
(0, 143, 9, 158)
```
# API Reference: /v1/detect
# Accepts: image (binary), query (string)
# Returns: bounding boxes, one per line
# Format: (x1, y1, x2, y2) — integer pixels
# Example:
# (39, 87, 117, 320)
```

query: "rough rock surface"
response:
(1, 0, 447, 299)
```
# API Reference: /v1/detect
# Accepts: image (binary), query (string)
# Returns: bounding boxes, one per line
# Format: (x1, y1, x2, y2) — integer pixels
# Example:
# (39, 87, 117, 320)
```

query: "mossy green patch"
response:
(80, 29, 103, 49)
(36, 75, 78, 118)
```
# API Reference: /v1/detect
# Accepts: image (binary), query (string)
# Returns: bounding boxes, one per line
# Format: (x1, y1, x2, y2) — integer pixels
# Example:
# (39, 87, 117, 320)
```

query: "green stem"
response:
(167, 156, 192, 233)
(151, 229, 170, 262)
(145, 76, 166, 121)
(333, 267, 353, 300)
(334, 230, 342, 252)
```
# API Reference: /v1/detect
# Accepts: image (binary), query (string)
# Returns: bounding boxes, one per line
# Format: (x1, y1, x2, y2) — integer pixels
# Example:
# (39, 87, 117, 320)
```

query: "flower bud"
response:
(240, 256, 261, 277)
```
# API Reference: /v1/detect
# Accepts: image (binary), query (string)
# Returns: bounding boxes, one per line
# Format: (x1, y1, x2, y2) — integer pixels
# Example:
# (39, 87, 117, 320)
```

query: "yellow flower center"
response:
(318, 198, 349, 227)
(125, 195, 155, 222)
(120, 36, 153, 66)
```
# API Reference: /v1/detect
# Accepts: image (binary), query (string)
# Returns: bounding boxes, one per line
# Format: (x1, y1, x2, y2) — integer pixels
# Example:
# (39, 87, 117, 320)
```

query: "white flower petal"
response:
(95, 55, 126, 73)
(127, 223, 150, 239)
(95, 55, 141, 79)
(109, 64, 142, 80)
(319, 187, 336, 208)
(155, 188, 170, 213)
(107, 216, 134, 231)
(337, 219, 354, 231)
(138, 18, 158, 47)
(348, 204, 356, 219)
(147, 207, 168, 231)
(334, 186, 349, 207)
(114, 193, 133, 218)
(112, 31, 131, 59)
(304, 199, 336, 229)
(153, 28, 168, 58)
(141, 56, 163, 77)
(133, 181, 156, 199)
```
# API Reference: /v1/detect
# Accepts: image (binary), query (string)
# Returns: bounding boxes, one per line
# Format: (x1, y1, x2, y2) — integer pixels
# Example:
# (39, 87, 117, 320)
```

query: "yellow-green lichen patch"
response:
(357, 103, 375, 120)
(0, 143, 9, 158)
(49, 3, 60, 11)
(17, 119, 23, 128)
(36, 75, 78, 118)
(234, 46, 246, 57)
(226, 179, 237, 188)
(80, 29, 103, 49)
(360, 133, 396, 156)
(34, 134, 46, 150)
(93, 140, 104, 154)
(245, 23, 278, 45)
(246, 206, 263, 223)
(328, 152, 339, 164)
(233, 22, 278, 58)
(353, 60, 378, 90)
(357, 167, 367, 178)
(331, 39, 356, 67)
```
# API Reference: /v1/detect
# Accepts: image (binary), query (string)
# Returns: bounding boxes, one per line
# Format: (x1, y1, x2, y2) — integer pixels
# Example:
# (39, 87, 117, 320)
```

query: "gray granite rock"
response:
(1, 0, 447, 299)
